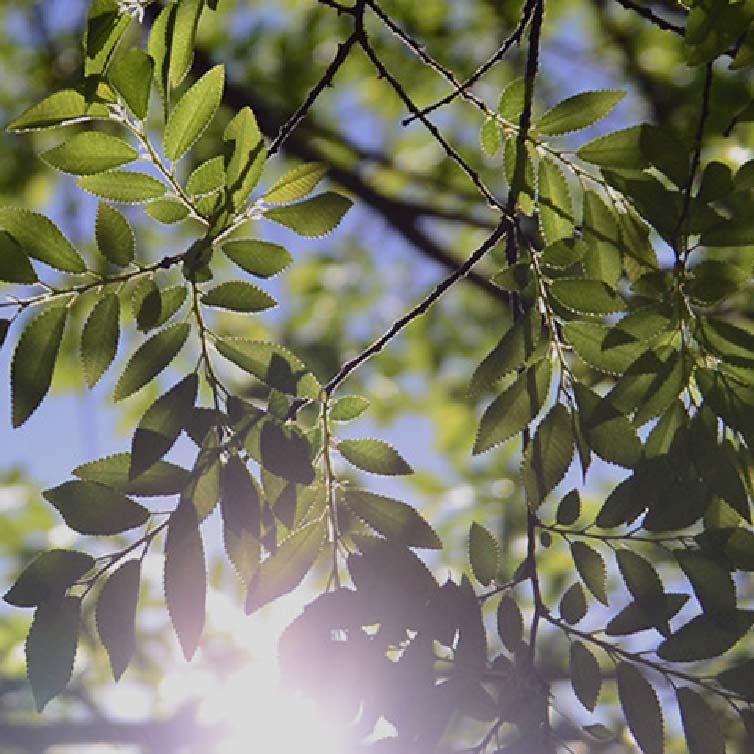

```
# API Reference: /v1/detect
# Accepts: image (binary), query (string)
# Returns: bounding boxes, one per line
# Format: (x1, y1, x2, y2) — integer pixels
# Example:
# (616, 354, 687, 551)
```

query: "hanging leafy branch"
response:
(4, 1, 754, 753)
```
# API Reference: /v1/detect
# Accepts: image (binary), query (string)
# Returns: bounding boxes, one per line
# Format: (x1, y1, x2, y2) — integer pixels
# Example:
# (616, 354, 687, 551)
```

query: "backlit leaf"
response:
(4, 550, 94, 608)
(473, 359, 551, 455)
(131, 374, 198, 478)
(658, 611, 754, 661)
(265, 192, 352, 238)
(11, 306, 67, 427)
(41, 132, 137, 175)
(522, 403, 574, 506)
(96, 560, 140, 681)
(223, 106, 266, 210)
(571, 640, 601, 711)
(164, 498, 206, 660)
(81, 293, 120, 388)
(169, 0, 204, 88)
(560, 582, 587, 624)
(468, 521, 499, 585)
(109, 48, 154, 119)
(497, 595, 523, 651)
(164, 65, 225, 161)
(572, 542, 608, 605)
(216, 338, 321, 399)
(0, 231, 37, 283)
(96, 203, 134, 266)
(78, 171, 167, 203)
(246, 519, 326, 614)
(538, 156, 574, 243)
(74, 453, 190, 496)
(221, 239, 293, 278)
(43, 480, 149, 535)
(144, 199, 190, 224)
(338, 439, 413, 476)
(677, 688, 725, 754)
(550, 279, 626, 315)
(616, 662, 664, 754)
(0, 208, 85, 273)
(26, 596, 80, 711)
(538, 90, 624, 135)
(113, 323, 190, 402)
(7, 89, 109, 132)
(264, 163, 328, 204)
(557, 489, 581, 525)
(344, 489, 441, 549)
(201, 281, 276, 313)
(330, 395, 370, 422)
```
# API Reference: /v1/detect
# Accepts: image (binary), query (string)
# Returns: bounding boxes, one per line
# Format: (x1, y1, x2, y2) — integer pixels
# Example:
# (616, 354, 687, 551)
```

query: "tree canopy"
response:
(3, 1, 754, 753)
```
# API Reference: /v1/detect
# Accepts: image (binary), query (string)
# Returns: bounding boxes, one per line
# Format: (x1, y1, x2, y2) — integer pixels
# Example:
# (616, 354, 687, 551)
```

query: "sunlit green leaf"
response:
(265, 192, 352, 237)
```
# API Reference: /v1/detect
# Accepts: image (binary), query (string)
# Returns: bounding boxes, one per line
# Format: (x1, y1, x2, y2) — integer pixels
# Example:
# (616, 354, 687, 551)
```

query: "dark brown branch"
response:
(324, 218, 511, 395)
(402, 0, 537, 125)
(612, 0, 685, 36)
(356, 27, 509, 214)
(268, 30, 360, 157)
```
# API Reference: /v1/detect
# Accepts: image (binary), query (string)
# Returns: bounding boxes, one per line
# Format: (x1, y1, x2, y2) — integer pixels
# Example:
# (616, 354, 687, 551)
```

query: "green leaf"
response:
(570, 641, 601, 712)
(74, 453, 190, 496)
(564, 321, 648, 376)
(131, 374, 198, 478)
(7, 89, 109, 132)
(265, 192, 352, 238)
(265, 163, 328, 203)
(144, 199, 190, 224)
(581, 190, 624, 287)
(164, 65, 225, 161)
(540, 237, 586, 269)
(0, 231, 37, 283)
(498, 77, 525, 121)
(0, 207, 85, 273)
(688, 260, 750, 304)
(77, 170, 167, 203)
(538, 156, 574, 244)
(717, 659, 754, 701)
(26, 596, 81, 712)
(96, 203, 135, 266)
(344, 489, 441, 549)
(201, 281, 277, 313)
(41, 132, 137, 175)
(677, 688, 725, 754)
(571, 542, 608, 605)
(245, 519, 326, 614)
(113, 323, 190, 402)
(522, 403, 574, 506)
(496, 595, 523, 651)
(221, 239, 293, 278)
(186, 156, 225, 196)
(491, 261, 532, 291)
(109, 48, 154, 120)
(616, 549, 664, 605)
(658, 611, 754, 662)
(164, 498, 206, 660)
(81, 292, 120, 388)
(220, 455, 261, 539)
(339, 438, 413, 476)
(577, 125, 650, 169)
(148, 3, 176, 105)
(43, 479, 149, 535)
(559, 582, 587, 624)
(538, 90, 624, 135)
(216, 338, 321, 400)
(676, 550, 736, 618)
(616, 662, 664, 754)
(330, 395, 370, 422)
(550, 278, 626, 315)
(473, 359, 551, 455)
(557, 489, 581, 525)
(169, 0, 204, 88)
(84, 0, 131, 77)
(11, 306, 67, 427)
(244, 415, 316, 485)
(182, 431, 222, 520)
(702, 218, 754, 247)
(469, 309, 542, 396)
(96, 560, 140, 681)
(480, 117, 503, 156)
(223, 107, 266, 210)
(468, 522, 499, 585)
(606, 594, 688, 637)
(4, 550, 94, 608)
(574, 383, 642, 468)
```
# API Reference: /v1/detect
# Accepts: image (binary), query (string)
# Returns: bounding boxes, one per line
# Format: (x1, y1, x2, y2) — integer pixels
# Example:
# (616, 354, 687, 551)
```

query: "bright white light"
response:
(164, 590, 350, 754)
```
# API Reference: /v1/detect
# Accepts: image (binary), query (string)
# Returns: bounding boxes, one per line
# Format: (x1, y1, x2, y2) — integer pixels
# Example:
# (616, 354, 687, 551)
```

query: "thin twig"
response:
(401, 0, 537, 124)
(324, 218, 511, 395)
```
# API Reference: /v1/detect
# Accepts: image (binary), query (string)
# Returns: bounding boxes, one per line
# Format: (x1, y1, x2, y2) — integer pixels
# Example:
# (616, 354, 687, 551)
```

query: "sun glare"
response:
(165, 590, 350, 754)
